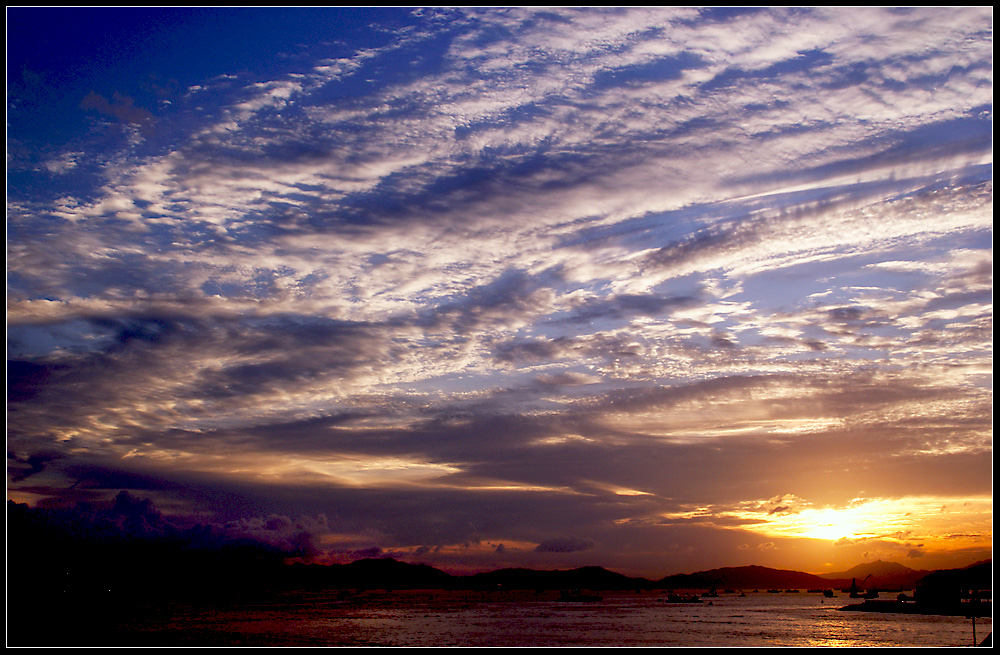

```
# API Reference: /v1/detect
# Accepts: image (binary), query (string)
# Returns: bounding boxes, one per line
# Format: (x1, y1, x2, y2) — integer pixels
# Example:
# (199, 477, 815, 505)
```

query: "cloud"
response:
(6, 7, 992, 577)
(42, 152, 83, 174)
(535, 536, 597, 553)
(7, 450, 64, 482)
(80, 91, 154, 126)
(222, 512, 332, 559)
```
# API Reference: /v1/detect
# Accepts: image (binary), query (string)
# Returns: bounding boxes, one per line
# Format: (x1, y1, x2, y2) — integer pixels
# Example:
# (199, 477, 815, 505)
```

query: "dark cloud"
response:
(7, 359, 62, 402)
(7, 450, 64, 482)
(641, 218, 762, 273)
(710, 332, 738, 349)
(412, 268, 562, 337)
(493, 336, 578, 365)
(80, 90, 154, 126)
(223, 512, 331, 559)
(350, 546, 385, 560)
(535, 536, 596, 553)
(187, 315, 392, 398)
(530, 371, 597, 388)
(561, 292, 701, 324)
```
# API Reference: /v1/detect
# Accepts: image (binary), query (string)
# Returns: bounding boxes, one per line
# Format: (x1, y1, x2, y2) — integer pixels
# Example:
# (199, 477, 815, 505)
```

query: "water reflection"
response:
(116, 590, 990, 647)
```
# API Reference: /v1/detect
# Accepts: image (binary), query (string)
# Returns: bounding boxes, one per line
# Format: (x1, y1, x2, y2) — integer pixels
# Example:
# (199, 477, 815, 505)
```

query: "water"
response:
(122, 589, 991, 647)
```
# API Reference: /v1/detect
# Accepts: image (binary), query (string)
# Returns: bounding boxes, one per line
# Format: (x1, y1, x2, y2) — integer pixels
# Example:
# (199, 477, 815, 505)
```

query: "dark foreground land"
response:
(839, 598, 992, 618)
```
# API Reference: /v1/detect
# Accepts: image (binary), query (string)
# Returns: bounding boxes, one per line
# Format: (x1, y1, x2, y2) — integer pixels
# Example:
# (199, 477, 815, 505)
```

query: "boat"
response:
(848, 576, 876, 599)
(665, 593, 703, 604)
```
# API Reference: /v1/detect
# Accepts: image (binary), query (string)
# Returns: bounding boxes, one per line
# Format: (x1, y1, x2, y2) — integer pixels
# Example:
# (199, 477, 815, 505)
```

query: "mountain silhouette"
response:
(657, 565, 840, 591)
(464, 565, 651, 591)
(818, 560, 931, 590)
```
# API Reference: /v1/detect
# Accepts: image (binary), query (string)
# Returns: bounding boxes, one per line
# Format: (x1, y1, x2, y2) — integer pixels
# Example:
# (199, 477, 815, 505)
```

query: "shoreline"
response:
(839, 598, 992, 618)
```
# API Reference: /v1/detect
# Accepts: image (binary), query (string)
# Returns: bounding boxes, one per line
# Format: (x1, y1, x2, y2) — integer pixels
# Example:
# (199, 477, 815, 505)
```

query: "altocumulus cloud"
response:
(6, 7, 992, 577)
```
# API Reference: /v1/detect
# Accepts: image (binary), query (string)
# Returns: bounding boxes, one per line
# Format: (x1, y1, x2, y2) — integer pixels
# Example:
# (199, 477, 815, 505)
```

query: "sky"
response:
(6, 7, 993, 579)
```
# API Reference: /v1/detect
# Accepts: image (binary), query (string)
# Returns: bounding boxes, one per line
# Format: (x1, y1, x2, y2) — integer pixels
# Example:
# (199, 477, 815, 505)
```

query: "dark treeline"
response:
(8, 494, 293, 599)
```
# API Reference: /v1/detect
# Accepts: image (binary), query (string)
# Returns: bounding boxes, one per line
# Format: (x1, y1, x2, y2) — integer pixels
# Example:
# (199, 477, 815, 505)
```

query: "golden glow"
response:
(730, 496, 994, 547)
(585, 481, 653, 496)
(530, 433, 598, 446)
(435, 476, 579, 494)
(288, 455, 463, 486)
(782, 507, 878, 541)
(101, 446, 467, 488)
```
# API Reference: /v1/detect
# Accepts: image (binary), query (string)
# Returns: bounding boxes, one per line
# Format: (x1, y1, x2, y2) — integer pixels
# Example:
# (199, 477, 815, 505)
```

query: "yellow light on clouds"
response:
(737, 496, 993, 547)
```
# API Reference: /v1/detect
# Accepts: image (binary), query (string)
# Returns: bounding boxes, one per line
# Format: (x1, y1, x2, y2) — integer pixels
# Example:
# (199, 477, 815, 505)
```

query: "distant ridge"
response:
(464, 565, 650, 591)
(276, 558, 992, 593)
(657, 565, 841, 591)
(818, 560, 932, 590)
(282, 560, 655, 591)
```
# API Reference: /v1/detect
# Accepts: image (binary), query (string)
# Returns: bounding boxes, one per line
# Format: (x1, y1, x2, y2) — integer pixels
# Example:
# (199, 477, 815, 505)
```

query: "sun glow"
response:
(735, 496, 993, 546)
(791, 507, 877, 541)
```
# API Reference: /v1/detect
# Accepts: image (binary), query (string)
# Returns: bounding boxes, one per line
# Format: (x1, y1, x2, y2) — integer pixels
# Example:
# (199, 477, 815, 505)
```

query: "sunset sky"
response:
(7, 7, 992, 579)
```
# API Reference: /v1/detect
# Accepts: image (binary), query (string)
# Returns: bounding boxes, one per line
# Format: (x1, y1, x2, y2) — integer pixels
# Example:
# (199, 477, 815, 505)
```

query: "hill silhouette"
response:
(657, 565, 841, 591)
(276, 560, 653, 591)
(256, 559, 993, 596)
(916, 560, 993, 599)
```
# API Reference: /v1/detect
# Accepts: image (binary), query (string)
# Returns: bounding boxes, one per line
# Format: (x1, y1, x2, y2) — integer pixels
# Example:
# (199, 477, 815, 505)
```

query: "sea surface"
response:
(113, 589, 991, 647)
